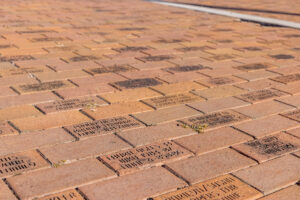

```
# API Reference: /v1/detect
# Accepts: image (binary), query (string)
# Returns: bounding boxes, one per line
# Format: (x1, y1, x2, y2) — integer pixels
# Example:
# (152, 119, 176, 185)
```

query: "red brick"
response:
(188, 96, 249, 113)
(276, 94, 300, 107)
(0, 86, 17, 97)
(79, 167, 187, 200)
(11, 110, 90, 132)
(35, 189, 84, 200)
(233, 115, 299, 138)
(7, 159, 116, 200)
(0, 74, 38, 87)
(0, 92, 60, 108)
(0, 121, 18, 137)
(259, 185, 300, 200)
(234, 155, 300, 194)
(40, 134, 131, 164)
(166, 148, 256, 184)
(0, 105, 42, 121)
(175, 127, 252, 155)
(119, 122, 195, 147)
(0, 128, 74, 156)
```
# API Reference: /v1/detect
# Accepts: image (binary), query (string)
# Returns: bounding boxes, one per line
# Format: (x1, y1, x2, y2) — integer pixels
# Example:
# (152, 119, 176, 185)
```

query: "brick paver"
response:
(0, 0, 299, 199)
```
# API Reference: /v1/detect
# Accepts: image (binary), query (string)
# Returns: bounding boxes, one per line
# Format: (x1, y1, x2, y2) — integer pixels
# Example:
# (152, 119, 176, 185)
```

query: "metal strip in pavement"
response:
(148, 0, 300, 30)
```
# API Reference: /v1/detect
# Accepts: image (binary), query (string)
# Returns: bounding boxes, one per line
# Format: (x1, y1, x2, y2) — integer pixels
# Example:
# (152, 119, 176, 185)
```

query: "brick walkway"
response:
(0, 0, 300, 199)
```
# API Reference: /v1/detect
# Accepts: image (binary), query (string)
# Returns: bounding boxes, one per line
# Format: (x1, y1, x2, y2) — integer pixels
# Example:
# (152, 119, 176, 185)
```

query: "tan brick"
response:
(271, 73, 300, 84)
(234, 155, 300, 194)
(192, 85, 245, 99)
(7, 159, 116, 200)
(152, 81, 206, 95)
(0, 86, 17, 97)
(234, 100, 294, 119)
(79, 167, 187, 200)
(175, 127, 252, 155)
(234, 133, 300, 163)
(36, 96, 107, 113)
(234, 115, 299, 138)
(0, 128, 74, 156)
(159, 71, 207, 83)
(153, 174, 262, 200)
(133, 105, 200, 125)
(259, 185, 300, 200)
(0, 180, 17, 200)
(0, 150, 49, 178)
(36, 189, 84, 200)
(142, 93, 204, 109)
(0, 74, 38, 87)
(14, 80, 74, 94)
(111, 78, 163, 90)
(40, 134, 131, 164)
(166, 148, 256, 184)
(0, 105, 42, 121)
(119, 122, 195, 147)
(273, 81, 300, 95)
(11, 110, 90, 131)
(82, 101, 152, 120)
(100, 88, 161, 103)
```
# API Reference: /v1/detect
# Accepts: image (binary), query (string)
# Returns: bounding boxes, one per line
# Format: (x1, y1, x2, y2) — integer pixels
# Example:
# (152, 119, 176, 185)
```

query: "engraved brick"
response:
(236, 89, 287, 103)
(234, 155, 300, 194)
(36, 189, 84, 200)
(165, 65, 207, 73)
(64, 116, 143, 138)
(79, 167, 186, 200)
(234, 133, 300, 162)
(197, 76, 245, 87)
(133, 105, 200, 125)
(111, 78, 162, 89)
(138, 55, 173, 62)
(235, 63, 276, 71)
(36, 96, 107, 113)
(153, 174, 262, 200)
(0, 150, 49, 178)
(14, 80, 74, 94)
(7, 159, 116, 200)
(233, 115, 299, 138)
(271, 73, 300, 84)
(142, 93, 204, 109)
(179, 110, 250, 130)
(166, 148, 256, 184)
(101, 141, 192, 175)
(86, 65, 136, 75)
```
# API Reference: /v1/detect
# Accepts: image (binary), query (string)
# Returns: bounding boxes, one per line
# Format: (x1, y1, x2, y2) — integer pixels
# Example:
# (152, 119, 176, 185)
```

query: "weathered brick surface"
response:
(0, 0, 299, 198)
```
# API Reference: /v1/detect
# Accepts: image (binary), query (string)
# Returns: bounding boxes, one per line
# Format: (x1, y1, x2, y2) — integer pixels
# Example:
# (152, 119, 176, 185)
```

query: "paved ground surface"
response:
(0, 0, 300, 199)
(164, 0, 300, 21)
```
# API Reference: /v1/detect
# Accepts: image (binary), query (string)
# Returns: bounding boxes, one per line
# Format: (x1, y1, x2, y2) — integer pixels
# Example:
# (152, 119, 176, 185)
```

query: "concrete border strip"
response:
(148, 0, 300, 30)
